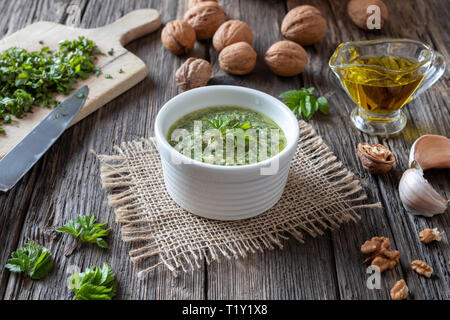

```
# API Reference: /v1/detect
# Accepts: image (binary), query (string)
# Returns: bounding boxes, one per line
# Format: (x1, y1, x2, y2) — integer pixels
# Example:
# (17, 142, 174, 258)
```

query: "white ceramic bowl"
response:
(155, 85, 299, 220)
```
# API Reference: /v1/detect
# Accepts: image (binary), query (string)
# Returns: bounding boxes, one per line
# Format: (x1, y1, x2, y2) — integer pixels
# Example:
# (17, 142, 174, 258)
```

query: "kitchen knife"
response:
(0, 86, 89, 192)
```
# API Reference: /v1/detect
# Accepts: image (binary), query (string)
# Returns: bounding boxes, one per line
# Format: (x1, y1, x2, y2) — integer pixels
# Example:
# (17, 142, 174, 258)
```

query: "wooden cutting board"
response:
(0, 9, 161, 158)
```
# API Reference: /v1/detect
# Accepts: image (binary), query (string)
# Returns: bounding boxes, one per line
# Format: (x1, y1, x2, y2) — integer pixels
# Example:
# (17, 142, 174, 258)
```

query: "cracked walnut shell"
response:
(281, 5, 327, 46)
(358, 142, 395, 174)
(175, 58, 212, 91)
(390, 280, 408, 300)
(419, 228, 442, 244)
(161, 20, 196, 55)
(347, 0, 389, 30)
(411, 260, 433, 278)
(213, 20, 254, 52)
(219, 42, 257, 75)
(184, 1, 227, 40)
(265, 40, 308, 77)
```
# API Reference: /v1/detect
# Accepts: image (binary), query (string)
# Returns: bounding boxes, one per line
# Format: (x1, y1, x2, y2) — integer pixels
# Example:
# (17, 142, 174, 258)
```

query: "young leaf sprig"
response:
(57, 215, 110, 257)
(68, 263, 117, 300)
(280, 88, 330, 121)
(5, 240, 53, 279)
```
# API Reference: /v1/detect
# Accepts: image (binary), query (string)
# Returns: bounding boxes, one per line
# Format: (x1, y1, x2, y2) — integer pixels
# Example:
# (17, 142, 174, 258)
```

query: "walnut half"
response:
(419, 228, 442, 244)
(390, 279, 408, 300)
(411, 260, 433, 278)
(357, 142, 395, 174)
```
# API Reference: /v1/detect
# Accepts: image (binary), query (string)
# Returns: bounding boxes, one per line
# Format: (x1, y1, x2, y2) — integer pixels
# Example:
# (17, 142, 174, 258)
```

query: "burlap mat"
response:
(95, 121, 381, 277)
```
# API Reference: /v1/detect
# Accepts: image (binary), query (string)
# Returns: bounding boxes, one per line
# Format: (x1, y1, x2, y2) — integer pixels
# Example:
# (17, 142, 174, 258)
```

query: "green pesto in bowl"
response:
(167, 106, 287, 166)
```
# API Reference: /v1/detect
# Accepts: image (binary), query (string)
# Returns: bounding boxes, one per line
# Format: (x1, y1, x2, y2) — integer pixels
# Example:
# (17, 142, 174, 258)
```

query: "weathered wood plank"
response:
(206, 0, 340, 300)
(286, 0, 449, 300)
(0, 0, 90, 299)
(1, 0, 205, 300)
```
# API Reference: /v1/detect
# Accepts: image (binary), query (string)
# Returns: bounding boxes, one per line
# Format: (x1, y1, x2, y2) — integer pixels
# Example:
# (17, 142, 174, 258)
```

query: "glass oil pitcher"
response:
(329, 39, 446, 136)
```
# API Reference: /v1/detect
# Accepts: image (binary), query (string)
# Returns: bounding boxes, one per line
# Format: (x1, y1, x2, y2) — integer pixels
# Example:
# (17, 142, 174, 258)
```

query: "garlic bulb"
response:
(399, 168, 448, 217)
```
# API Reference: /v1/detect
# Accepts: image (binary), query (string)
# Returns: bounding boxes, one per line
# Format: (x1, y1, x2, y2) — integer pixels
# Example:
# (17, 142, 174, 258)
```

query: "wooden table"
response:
(0, 0, 448, 300)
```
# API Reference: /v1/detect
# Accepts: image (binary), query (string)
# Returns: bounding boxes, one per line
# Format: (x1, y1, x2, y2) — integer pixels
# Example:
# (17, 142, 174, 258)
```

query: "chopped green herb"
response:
(39, 40, 44, 45)
(108, 48, 114, 56)
(68, 263, 117, 300)
(5, 240, 53, 280)
(104, 74, 113, 79)
(119, 68, 124, 73)
(280, 88, 330, 121)
(57, 214, 110, 257)
(76, 93, 85, 99)
(0, 36, 102, 133)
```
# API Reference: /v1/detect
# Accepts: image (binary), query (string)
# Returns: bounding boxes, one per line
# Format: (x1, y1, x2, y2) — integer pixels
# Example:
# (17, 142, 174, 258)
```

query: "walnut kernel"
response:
(219, 42, 257, 75)
(371, 250, 400, 272)
(281, 5, 327, 46)
(161, 20, 196, 55)
(184, 1, 227, 40)
(419, 228, 442, 244)
(411, 260, 433, 278)
(390, 280, 408, 300)
(175, 58, 212, 91)
(347, 0, 388, 30)
(360, 236, 390, 255)
(361, 236, 399, 272)
(358, 142, 395, 174)
(213, 20, 254, 52)
(265, 40, 308, 77)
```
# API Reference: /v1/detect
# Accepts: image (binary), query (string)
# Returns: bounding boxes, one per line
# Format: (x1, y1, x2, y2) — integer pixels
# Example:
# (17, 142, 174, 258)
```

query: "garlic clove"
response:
(409, 135, 450, 171)
(399, 168, 449, 217)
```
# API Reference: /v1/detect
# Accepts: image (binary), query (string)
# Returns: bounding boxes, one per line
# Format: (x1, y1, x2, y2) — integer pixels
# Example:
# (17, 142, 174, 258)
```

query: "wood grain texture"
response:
(0, 0, 448, 300)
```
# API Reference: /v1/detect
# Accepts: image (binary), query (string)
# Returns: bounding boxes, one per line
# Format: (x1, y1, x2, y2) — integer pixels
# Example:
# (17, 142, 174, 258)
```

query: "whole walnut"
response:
(219, 42, 257, 75)
(213, 20, 254, 52)
(184, 1, 227, 40)
(281, 5, 327, 46)
(188, 0, 217, 9)
(161, 20, 196, 55)
(265, 40, 308, 77)
(175, 58, 212, 91)
(347, 0, 388, 30)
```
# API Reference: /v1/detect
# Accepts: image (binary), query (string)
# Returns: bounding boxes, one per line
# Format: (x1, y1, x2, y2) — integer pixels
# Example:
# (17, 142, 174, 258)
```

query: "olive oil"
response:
(340, 56, 425, 114)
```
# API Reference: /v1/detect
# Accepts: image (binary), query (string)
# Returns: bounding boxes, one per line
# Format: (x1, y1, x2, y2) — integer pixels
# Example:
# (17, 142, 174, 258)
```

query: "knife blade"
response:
(0, 86, 89, 192)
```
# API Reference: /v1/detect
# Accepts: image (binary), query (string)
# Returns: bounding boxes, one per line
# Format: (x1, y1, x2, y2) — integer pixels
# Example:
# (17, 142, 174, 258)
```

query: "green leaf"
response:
(317, 96, 330, 115)
(68, 263, 117, 300)
(56, 220, 81, 238)
(240, 122, 252, 130)
(279, 88, 331, 121)
(29, 249, 53, 279)
(5, 240, 53, 279)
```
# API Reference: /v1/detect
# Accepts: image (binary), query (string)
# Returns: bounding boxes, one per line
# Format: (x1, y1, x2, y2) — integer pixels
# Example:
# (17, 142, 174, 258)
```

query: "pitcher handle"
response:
(412, 51, 446, 99)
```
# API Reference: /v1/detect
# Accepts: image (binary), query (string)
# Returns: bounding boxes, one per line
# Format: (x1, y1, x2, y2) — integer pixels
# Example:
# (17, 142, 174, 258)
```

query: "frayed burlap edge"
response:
(94, 121, 381, 277)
